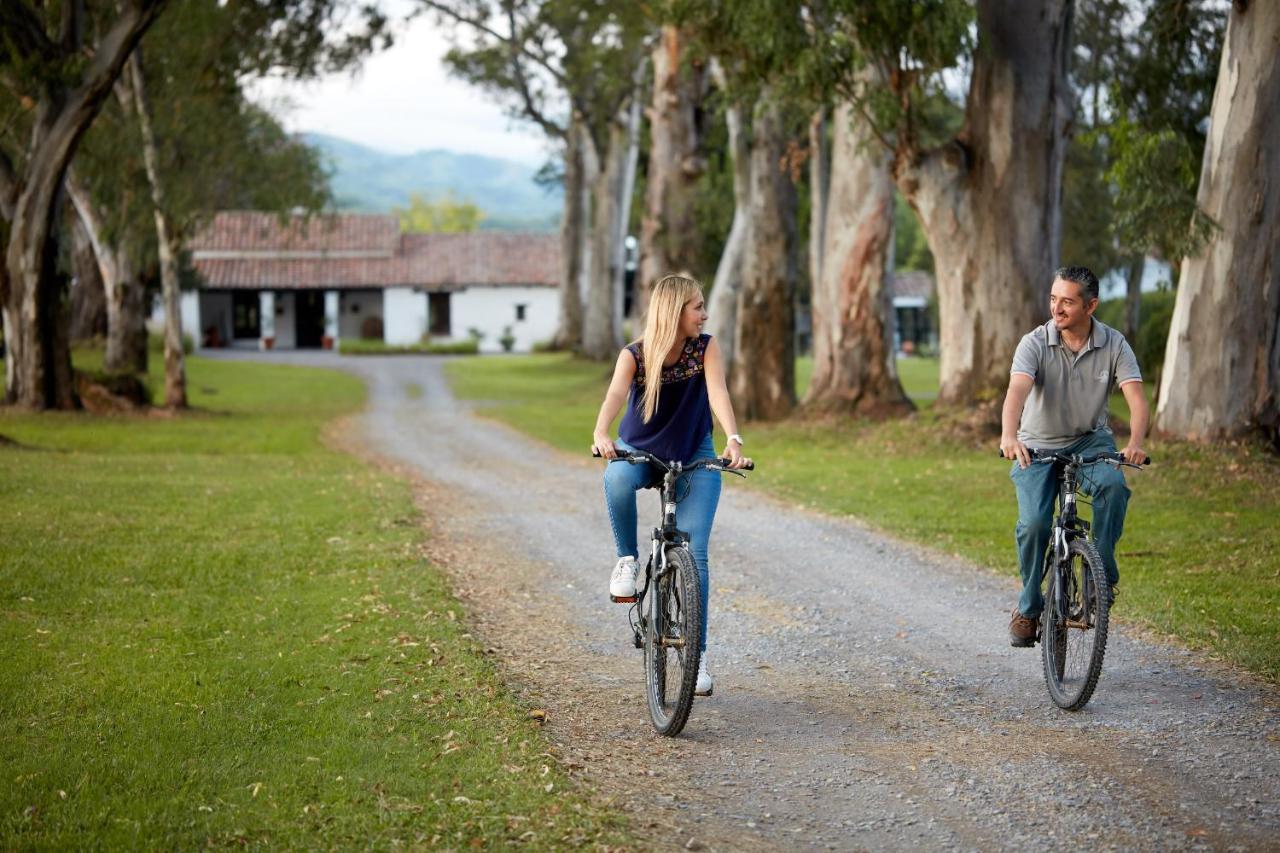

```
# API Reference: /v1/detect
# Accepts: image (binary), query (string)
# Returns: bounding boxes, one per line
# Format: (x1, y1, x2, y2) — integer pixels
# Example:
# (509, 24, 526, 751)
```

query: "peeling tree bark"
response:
(730, 91, 797, 421)
(895, 0, 1072, 411)
(553, 117, 587, 351)
(808, 107, 829, 307)
(705, 71, 750, 377)
(636, 25, 707, 318)
(805, 102, 912, 417)
(1156, 0, 1280, 443)
(67, 202, 107, 344)
(130, 50, 186, 408)
(65, 172, 146, 373)
(582, 115, 628, 359)
(581, 61, 645, 360)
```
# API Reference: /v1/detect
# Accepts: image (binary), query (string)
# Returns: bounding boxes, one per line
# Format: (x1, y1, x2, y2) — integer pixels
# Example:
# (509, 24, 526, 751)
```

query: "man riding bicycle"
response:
(999, 266, 1149, 648)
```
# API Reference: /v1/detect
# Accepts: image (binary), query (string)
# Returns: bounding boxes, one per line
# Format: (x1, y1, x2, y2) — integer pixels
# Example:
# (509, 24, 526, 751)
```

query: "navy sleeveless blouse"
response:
(618, 334, 714, 463)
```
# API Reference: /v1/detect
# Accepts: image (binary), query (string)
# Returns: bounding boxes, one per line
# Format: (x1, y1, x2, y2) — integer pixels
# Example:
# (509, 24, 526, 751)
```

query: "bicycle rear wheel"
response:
(644, 544, 702, 736)
(1042, 537, 1111, 710)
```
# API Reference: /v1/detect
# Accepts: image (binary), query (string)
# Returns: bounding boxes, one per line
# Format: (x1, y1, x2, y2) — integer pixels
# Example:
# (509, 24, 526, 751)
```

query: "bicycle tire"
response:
(644, 544, 702, 736)
(1041, 537, 1110, 711)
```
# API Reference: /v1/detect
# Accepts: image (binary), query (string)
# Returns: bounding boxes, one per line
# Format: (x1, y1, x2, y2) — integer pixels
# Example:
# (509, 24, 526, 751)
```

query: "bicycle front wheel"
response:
(644, 544, 702, 736)
(1042, 537, 1111, 711)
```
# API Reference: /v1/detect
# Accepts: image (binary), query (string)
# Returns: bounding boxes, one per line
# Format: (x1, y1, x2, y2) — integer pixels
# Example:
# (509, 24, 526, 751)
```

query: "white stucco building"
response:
(184, 212, 560, 353)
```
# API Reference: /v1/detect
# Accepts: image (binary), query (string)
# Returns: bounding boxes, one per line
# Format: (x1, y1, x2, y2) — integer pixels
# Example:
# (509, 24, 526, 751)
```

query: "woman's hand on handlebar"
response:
(721, 440, 751, 470)
(592, 432, 618, 460)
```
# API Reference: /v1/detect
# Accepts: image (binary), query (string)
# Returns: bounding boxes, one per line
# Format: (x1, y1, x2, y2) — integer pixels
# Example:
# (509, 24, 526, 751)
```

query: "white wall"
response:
(180, 292, 202, 350)
(340, 290, 384, 340)
(450, 286, 558, 353)
(383, 287, 428, 345)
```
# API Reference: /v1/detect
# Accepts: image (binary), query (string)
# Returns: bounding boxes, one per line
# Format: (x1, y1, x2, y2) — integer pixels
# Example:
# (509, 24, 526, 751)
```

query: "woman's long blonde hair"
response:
(638, 274, 703, 423)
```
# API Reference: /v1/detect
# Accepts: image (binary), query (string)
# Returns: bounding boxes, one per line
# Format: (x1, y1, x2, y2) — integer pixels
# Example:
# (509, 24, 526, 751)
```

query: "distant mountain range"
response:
(303, 132, 561, 232)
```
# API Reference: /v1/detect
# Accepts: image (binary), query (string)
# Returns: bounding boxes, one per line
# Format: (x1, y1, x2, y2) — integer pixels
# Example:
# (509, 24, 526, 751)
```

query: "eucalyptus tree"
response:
(0, 0, 169, 408)
(1064, 0, 1224, 344)
(1, 0, 388, 409)
(69, 61, 329, 383)
(677, 0, 914, 420)
(427, 0, 650, 357)
(840, 0, 1074, 411)
(634, 24, 708, 320)
(1156, 0, 1279, 444)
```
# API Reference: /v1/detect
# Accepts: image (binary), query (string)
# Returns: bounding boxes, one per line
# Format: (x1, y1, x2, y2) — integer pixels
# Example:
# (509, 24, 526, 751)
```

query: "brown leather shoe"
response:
(1009, 609, 1039, 647)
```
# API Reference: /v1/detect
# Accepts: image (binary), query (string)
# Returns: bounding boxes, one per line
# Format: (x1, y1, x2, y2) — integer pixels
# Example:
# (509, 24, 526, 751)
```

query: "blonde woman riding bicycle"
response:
(591, 274, 751, 697)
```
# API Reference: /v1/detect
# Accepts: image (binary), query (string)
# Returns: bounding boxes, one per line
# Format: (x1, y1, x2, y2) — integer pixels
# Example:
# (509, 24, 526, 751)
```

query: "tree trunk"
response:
(1124, 255, 1144, 343)
(130, 51, 186, 408)
(730, 91, 797, 421)
(0, 1, 167, 409)
(705, 63, 750, 377)
(581, 121, 626, 360)
(65, 172, 147, 372)
(4, 178, 78, 409)
(636, 25, 707, 318)
(553, 118, 587, 350)
(67, 205, 108, 343)
(808, 107, 829, 313)
(612, 73, 643, 338)
(582, 62, 645, 361)
(1156, 1, 1280, 443)
(895, 0, 1072, 410)
(804, 102, 913, 417)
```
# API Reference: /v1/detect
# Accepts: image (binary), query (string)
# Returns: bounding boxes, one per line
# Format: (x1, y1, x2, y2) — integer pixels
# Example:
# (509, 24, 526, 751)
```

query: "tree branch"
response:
(420, 0, 569, 88)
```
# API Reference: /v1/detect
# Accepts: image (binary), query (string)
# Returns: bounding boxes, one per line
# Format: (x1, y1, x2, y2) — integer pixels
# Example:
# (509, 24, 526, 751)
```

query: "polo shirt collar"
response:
(1045, 318, 1102, 351)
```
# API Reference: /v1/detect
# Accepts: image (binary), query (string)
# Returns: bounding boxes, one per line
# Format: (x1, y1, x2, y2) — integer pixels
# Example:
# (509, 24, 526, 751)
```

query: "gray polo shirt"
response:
(1011, 318, 1142, 448)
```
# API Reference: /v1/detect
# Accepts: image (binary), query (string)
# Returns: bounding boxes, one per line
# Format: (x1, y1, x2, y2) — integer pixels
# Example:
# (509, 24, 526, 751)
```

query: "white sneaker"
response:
(608, 556, 639, 600)
(695, 653, 713, 696)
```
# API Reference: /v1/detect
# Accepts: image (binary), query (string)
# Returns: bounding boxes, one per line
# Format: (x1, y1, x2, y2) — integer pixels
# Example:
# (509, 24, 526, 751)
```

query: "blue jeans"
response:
(1011, 430, 1131, 618)
(603, 434, 721, 652)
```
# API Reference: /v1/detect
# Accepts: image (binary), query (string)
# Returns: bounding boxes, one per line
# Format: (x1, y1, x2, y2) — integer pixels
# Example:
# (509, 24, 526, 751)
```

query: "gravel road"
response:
(221, 351, 1280, 851)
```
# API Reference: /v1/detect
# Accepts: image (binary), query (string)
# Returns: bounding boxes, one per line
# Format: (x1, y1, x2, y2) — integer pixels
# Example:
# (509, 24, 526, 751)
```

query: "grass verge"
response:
(446, 353, 1280, 683)
(0, 355, 624, 848)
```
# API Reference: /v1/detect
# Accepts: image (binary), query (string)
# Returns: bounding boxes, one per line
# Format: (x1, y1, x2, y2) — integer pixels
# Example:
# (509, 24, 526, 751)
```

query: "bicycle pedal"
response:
(610, 595, 638, 604)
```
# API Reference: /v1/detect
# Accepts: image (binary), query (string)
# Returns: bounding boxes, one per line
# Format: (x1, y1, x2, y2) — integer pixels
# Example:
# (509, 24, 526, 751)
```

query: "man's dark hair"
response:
(1054, 265, 1100, 301)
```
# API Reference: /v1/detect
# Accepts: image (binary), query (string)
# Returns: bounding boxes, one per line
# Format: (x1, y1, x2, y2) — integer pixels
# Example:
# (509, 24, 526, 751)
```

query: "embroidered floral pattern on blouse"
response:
(630, 335, 708, 386)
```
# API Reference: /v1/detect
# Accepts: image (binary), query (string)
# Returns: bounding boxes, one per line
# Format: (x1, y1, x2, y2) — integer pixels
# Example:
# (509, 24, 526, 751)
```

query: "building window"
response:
(515, 303, 527, 322)
(232, 291, 260, 338)
(429, 292, 451, 336)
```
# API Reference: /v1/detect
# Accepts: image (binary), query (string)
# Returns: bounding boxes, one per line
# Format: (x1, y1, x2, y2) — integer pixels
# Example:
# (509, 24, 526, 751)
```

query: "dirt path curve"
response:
(226, 352, 1277, 850)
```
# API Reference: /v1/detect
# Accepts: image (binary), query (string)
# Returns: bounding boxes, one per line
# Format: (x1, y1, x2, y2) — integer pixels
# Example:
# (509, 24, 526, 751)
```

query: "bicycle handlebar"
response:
(592, 447, 755, 472)
(999, 448, 1151, 466)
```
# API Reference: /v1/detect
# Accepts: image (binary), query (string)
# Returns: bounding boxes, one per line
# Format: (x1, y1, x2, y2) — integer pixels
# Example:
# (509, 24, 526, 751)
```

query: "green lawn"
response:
(0, 356, 624, 848)
(446, 353, 1280, 683)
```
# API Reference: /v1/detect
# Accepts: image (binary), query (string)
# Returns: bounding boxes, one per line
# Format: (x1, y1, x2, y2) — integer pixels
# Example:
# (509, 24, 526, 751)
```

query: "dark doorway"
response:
(429, 292, 451, 337)
(232, 291, 260, 339)
(296, 291, 325, 348)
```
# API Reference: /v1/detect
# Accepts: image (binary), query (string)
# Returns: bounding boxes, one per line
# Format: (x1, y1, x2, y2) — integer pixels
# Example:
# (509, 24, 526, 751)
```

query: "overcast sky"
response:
(248, 9, 550, 166)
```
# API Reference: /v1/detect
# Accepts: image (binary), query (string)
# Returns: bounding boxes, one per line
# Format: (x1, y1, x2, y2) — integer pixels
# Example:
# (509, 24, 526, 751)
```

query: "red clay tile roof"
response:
(190, 212, 559, 290)
(190, 211, 400, 255)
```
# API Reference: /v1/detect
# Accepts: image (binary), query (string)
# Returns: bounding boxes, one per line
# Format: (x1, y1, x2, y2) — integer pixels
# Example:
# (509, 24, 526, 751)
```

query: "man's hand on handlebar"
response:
(591, 431, 618, 460)
(1119, 442, 1147, 466)
(1000, 434, 1032, 469)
